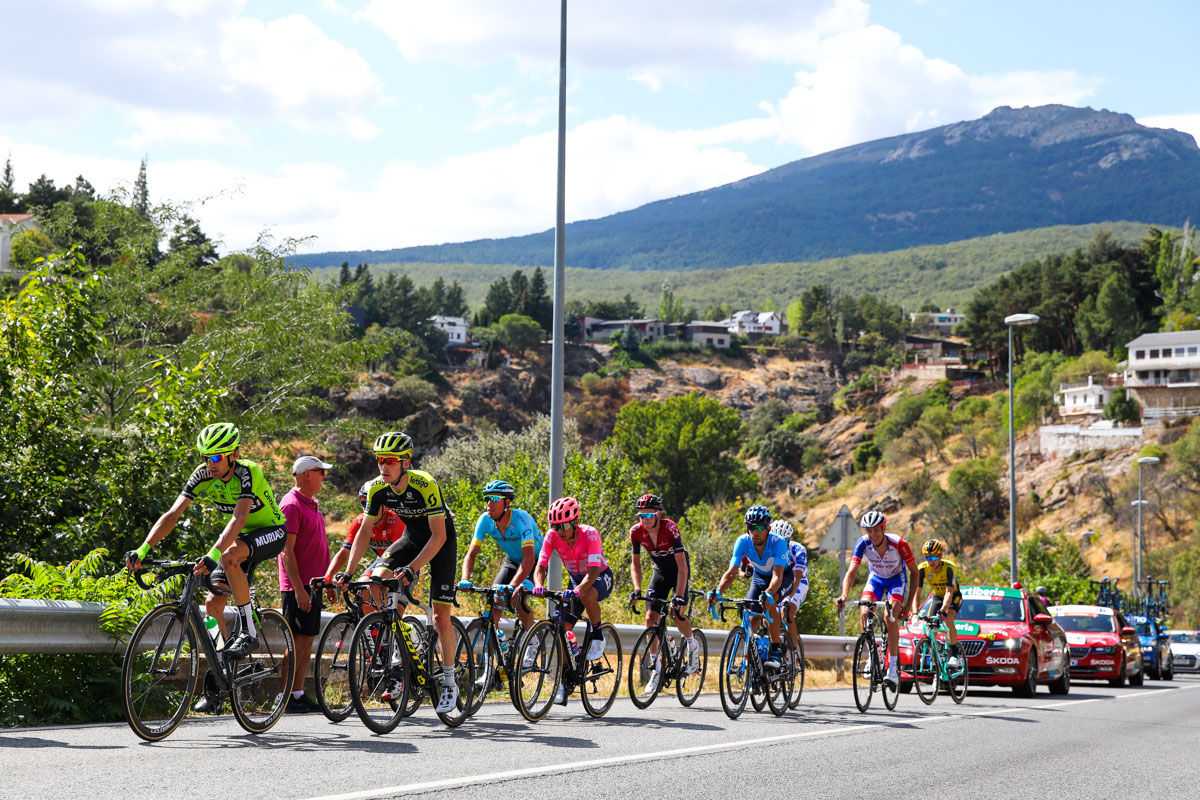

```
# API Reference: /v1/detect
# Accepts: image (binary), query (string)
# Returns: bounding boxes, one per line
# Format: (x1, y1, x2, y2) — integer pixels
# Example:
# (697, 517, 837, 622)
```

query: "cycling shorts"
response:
(562, 566, 615, 623)
(785, 581, 810, 609)
(646, 554, 691, 616)
(928, 591, 963, 615)
(209, 525, 287, 591)
(494, 556, 535, 592)
(747, 568, 794, 615)
(862, 570, 908, 603)
(377, 522, 458, 605)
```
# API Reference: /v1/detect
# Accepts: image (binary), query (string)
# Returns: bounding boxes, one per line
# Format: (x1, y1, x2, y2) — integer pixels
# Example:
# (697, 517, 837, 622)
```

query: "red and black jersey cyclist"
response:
(336, 431, 460, 713)
(628, 493, 701, 694)
(835, 510, 918, 688)
(323, 479, 407, 609)
(125, 423, 287, 662)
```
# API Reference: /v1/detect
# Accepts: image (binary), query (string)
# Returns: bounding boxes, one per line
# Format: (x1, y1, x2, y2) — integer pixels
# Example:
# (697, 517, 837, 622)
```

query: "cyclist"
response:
(532, 496, 615, 705)
(337, 432, 460, 713)
(627, 493, 700, 694)
(836, 510, 917, 688)
(124, 423, 287, 664)
(771, 519, 809, 658)
(458, 479, 543, 668)
(911, 538, 964, 670)
(709, 505, 791, 669)
(323, 479, 407, 608)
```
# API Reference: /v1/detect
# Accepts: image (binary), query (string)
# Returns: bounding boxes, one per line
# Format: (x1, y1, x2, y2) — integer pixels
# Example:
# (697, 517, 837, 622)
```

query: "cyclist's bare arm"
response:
(714, 563, 740, 597)
(127, 493, 192, 569)
(215, 497, 252, 552)
(630, 552, 644, 594)
(838, 560, 861, 603)
(674, 551, 690, 596)
(461, 540, 483, 582)
(341, 527, 375, 581)
(513, 543, 536, 587)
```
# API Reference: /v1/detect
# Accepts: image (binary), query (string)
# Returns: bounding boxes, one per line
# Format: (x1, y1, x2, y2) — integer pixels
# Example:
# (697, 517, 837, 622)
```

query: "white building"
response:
(587, 318, 666, 343)
(1055, 375, 1120, 419)
(723, 310, 787, 337)
(429, 315, 469, 344)
(0, 214, 38, 272)
(1124, 331, 1200, 421)
(679, 321, 731, 349)
(909, 308, 966, 332)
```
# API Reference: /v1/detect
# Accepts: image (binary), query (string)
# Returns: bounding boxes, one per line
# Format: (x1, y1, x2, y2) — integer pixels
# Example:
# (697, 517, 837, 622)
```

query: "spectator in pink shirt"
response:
(278, 455, 332, 714)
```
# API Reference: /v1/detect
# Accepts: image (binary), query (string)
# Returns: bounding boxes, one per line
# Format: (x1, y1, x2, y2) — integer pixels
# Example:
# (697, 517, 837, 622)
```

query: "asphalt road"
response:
(3, 677, 1198, 800)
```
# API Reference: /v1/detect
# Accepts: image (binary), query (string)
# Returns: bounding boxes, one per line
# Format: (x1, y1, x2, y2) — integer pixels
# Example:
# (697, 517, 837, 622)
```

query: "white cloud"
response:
(470, 88, 554, 131)
(1137, 113, 1200, 146)
(629, 71, 662, 93)
(117, 110, 250, 151)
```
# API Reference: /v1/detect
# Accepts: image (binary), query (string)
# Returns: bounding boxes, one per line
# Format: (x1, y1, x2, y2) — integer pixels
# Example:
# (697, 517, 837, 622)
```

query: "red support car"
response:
(1049, 603, 1144, 687)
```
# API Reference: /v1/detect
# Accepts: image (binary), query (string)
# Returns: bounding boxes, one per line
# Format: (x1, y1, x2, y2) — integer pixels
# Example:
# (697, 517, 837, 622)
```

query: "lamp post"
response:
(1134, 455, 1160, 590)
(1077, 530, 1095, 553)
(1004, 312, 1039, 584)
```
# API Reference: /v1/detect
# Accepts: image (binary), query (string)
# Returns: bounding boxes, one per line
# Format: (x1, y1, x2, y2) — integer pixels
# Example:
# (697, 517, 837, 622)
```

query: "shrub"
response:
(1104, 388, 1140, 425)
(853, 441, 881, 474)
(820, 463, 843, 485)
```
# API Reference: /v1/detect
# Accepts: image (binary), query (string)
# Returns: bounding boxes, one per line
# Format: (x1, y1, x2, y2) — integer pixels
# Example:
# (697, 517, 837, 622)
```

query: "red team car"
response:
(1049, 604, 1144, 686)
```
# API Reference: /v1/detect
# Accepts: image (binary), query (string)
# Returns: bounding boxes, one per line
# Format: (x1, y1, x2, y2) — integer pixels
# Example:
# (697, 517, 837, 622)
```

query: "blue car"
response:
(1126, 614, 1174, 680)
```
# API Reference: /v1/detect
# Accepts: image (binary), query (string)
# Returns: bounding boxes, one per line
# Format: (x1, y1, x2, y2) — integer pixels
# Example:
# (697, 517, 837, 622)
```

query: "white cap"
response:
(292, 455, 333, 474)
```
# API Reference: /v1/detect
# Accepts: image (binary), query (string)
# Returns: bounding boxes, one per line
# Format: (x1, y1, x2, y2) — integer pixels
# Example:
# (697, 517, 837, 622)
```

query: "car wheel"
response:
(1014, 649, 1037, 698)
(1128, 661, 1144, 687)
(899, 680, 913, 694)
(1048, 656, 1070, 695)
(1163, 653, 1174, 681)
(1109, 662, 1127, 688)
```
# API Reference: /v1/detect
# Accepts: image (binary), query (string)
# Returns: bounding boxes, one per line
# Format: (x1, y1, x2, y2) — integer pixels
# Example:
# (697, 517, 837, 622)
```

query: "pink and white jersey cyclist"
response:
(538, 522, 609, 579)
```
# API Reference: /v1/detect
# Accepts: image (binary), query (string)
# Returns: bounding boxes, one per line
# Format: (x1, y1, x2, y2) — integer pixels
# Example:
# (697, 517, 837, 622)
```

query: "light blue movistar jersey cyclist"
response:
(472, 507, 543, 565)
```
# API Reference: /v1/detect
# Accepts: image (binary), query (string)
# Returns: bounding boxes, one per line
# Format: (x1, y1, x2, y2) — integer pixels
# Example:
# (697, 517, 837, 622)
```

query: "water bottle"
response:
(565, 629, 580, 658)
(204, 615, 224, 661)
(756, 635, 769, 661)
(497, 628, 509, 656)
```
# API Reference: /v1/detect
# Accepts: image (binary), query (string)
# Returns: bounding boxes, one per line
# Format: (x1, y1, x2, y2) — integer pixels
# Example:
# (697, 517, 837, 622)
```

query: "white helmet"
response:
(769, 520, 794, 539)
(859, 510, 886, 529)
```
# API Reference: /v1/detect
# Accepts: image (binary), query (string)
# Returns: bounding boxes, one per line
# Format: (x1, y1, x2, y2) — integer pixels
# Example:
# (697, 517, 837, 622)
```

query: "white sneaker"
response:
(380, 678, 403, 702)
(522, 635, 541, 669)
(554, 684, 568, 705)
(435, 682, 459, 713)
(948, 656, 962, 671)
(645, 665, 663, 695)
(586, 635, 606, 661)
(686, 639, 700, 674)
(885, 665, 898, 687)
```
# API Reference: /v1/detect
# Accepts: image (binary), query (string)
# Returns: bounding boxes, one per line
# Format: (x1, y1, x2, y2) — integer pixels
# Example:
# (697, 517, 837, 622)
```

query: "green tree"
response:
(508, 269, 529, 316)
(492, 313, 543, 358)
(23, 174, 69, 211)
(477, 277, 515, 327)
(658, 281, 687, 323)
(338, 260, 352, 286)
(132, 158, 150, 219)
(525, 267, 552, 332)
(922, 457, 1005, 553)
(611, 393, 757, 510)
(8, 227, 53, 269)
(1103, 387, 1140, 425)
(167, 215, 218, 268)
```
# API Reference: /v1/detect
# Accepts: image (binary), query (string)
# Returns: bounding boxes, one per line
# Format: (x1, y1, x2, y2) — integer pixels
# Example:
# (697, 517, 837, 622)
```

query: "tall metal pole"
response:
(1008, 324, 1018, 585)
(1136, 462, 1143, 589)
(547, 0, 568, 595)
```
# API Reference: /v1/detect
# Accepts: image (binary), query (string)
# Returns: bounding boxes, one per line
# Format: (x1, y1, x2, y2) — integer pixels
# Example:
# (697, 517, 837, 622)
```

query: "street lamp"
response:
(1135, 455, 1160, 590)
(1004, 312, 1039, 583)
(1077, 530, 1095, 552)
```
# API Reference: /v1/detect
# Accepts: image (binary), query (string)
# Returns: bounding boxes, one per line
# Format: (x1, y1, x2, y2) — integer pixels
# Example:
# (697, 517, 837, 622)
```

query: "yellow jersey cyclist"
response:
(337, 431, 460, 713)
(124, 423, 287, 662)
(458, 479, 544, 671)
(910, 538, 964, 671)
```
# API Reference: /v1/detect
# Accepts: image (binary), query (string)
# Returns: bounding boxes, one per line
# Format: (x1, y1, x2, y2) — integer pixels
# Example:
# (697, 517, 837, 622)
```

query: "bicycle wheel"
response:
(913, 638, 939, 705)
(719, 626, 750, 719)
(428, 617, 474, 727)
(879, 637, 898, 711)
(851, 633, 873, 713)
(947, 645, 969, 704)
(628, 627, 664, 709)
(348, 612, 408, 734)
(676, 629, 707, 707)
(786, 636, 805, 709)
(464, 618, 501, 717)
(229, 608, 295, 734)
(121, 604, 199, 742)
(510, 619, 562, 722)
(765, 651, 791, 717)
(314, 612, 356, 722)
(581, 623, 622, 718)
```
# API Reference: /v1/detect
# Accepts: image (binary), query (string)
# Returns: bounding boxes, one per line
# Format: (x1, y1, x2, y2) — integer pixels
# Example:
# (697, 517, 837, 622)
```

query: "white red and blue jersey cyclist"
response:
(850, 532, 915, 602)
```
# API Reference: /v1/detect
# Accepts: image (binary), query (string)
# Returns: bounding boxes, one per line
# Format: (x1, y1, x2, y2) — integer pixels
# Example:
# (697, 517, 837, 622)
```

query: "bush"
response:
(1104, 388, 1140, 424)
(853, 441, 881, 474)
(390, 374, 437, 408)
(800, 445, 825, 472)
(820, 463, 843, 485)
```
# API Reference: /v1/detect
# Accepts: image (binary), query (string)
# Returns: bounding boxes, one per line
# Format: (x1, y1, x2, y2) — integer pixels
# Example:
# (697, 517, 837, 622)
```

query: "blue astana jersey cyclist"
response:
(472, 506, 543, 590)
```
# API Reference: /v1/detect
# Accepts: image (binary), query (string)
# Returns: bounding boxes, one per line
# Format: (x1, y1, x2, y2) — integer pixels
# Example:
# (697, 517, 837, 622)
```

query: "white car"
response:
(1168, 630, 1200, 674)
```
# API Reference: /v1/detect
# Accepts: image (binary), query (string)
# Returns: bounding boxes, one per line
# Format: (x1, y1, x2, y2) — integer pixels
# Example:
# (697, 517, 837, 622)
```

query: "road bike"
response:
(710, 595, 792, 719)
(121, 559, 294, 741)
(460, 582, 531, 716)
(911, 612, 969, 704)
(345, 571, 474, 732)
(843, 599, 898, 713)
(627, 590, 708, 708)
(510, 589, 623, 721)
(311, 576, 382, 722)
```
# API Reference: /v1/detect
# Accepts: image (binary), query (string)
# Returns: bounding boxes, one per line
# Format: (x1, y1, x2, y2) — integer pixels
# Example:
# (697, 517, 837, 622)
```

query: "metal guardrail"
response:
(0, 599, 857, 659)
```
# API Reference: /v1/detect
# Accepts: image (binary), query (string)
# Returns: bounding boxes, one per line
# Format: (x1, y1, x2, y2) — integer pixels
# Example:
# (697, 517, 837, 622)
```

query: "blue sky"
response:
(1, 0, 1196, 254)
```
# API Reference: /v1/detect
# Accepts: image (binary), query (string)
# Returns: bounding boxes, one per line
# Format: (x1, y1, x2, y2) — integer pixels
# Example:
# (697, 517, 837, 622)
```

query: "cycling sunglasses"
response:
(377, 456, 405, 466)
(483, 494, 507, 503)
(550, 522, 572, 531)
(925, 554, 941, 562)
(747, 523, 769, 532)
(637, 512, 656, 519)
(204, 451, 234, 464)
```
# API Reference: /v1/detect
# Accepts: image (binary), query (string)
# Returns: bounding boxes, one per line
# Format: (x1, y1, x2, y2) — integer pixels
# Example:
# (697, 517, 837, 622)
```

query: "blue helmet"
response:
(358, 480, 375, 512)
(744, 505, 773, 527)
(482, 479, 516, 499)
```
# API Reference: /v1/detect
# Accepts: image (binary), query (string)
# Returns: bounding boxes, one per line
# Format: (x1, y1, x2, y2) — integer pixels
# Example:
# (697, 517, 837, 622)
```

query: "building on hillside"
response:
(1039, 419, 1142, 459)
(429, 315, 469, 345)
(723, 310, 787, 338)
(586, 318, 665, 343)
(1124, 331, 1200, 421)
(909, 308, 966, 332)
(1055, 374, 1121, 420)
(668, 321, 731, 349)
(0, 213, 38, 272)
(577, 315, 607, 340)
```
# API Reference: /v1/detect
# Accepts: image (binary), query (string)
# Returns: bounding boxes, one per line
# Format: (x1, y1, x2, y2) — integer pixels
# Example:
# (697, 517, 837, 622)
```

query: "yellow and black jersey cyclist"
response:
(912, 538, 964, 669)
(125, 423, 287, 661)
(336, 431, 461, 713)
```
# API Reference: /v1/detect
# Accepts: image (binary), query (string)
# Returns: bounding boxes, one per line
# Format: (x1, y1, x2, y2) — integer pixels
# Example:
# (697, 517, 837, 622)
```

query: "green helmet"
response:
(373, 431, 413, 457)
(196, 422, 240, 456)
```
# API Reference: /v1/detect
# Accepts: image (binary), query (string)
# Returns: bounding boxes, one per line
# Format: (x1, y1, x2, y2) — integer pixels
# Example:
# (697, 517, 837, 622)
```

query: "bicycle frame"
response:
(631, 590, 702, 681)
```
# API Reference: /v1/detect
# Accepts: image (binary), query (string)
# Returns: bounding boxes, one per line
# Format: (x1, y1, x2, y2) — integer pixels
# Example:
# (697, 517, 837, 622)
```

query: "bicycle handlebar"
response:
(127, 559, 192, 592)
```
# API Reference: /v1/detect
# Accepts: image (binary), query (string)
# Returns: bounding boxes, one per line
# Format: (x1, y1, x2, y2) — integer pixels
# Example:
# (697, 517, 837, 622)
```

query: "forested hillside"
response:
(291, 105, 1200, 271)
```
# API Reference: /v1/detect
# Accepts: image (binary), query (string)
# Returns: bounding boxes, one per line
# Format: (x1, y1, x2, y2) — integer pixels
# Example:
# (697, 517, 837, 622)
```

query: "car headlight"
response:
(1142, 646, 1154, 653)
(1092, 646, 1117, 655)
(899, 637, 912, 648)
(989, 638, 1021, 651)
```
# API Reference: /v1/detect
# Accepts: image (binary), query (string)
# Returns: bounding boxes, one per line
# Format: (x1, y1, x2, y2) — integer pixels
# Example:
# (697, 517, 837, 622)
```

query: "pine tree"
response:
(526, 267, 552, 332)
(133, 158, 150, 219)
(0, 154, 18, 213)
(443, 280, 469, 318)
(509, 269, 529, 316)
(338, 261, 352, 286)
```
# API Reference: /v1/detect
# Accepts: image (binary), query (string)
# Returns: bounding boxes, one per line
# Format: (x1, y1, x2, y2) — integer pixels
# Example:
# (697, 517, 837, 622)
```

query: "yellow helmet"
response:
(922, 538, 945, 558)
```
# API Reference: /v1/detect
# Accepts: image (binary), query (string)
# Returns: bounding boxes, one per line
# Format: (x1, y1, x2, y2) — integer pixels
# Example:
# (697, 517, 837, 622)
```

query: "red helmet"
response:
(547, 496, 581, 525)
(635, 493, 663, 511)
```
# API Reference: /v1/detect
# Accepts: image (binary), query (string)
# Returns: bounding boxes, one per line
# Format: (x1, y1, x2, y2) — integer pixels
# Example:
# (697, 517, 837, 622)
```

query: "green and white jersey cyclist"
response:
(337, 431, 461, 713)
(125, 423, 288, 661)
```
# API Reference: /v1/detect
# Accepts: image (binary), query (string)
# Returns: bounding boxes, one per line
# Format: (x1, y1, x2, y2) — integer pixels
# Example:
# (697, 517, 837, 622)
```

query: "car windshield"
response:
(1170, 632, 1200, 644)
(1135, 621, 1153, 637)
(959, 596, 1025, 622)
(1054, 614, 1115, 633)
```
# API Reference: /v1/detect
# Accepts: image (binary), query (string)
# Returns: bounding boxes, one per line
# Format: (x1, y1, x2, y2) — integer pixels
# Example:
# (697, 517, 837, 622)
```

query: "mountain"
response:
(292, 105, 1200, 271)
